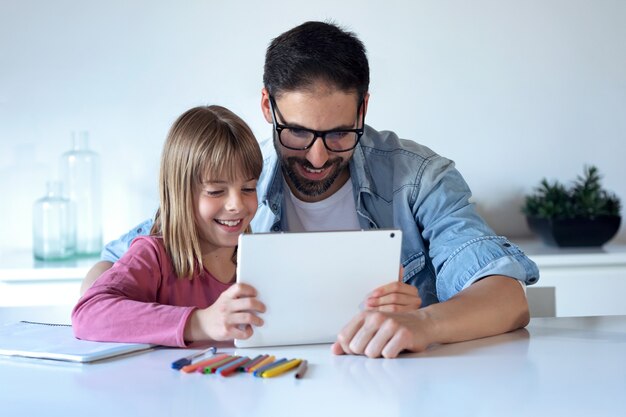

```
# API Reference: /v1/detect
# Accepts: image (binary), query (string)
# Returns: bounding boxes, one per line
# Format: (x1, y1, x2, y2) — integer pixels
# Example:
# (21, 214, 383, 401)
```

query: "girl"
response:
(72, 105, 266, 346)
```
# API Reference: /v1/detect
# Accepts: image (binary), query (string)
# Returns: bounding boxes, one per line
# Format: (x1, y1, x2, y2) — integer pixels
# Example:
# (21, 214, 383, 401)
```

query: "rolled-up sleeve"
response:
(436, 236, 539, 301)
(412, 157, 539, 302)
(100, 218, 154, 263)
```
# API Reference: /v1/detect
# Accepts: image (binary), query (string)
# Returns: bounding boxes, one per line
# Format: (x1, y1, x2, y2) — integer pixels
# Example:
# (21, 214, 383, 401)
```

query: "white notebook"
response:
(0, 321, 154, 363)
(235, 229, 403, 348)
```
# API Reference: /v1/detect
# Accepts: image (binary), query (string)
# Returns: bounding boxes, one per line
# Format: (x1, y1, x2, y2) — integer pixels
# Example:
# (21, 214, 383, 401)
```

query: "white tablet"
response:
(234, 229, 403, 348)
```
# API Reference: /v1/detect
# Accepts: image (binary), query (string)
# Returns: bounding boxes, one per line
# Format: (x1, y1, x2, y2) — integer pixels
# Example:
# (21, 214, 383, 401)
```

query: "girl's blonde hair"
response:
(150, 105, 263, 278)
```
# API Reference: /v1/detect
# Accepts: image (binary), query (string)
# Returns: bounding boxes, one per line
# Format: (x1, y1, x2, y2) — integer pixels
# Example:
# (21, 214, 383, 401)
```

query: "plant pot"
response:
(526, 215, 621, 247)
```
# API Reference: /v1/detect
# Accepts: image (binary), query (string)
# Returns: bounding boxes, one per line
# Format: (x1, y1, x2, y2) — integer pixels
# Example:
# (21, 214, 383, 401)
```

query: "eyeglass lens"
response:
(279, 128, 358, 151)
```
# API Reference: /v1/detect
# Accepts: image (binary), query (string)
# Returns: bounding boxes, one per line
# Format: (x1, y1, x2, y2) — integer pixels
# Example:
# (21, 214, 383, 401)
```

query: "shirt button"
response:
(137, 228, 142, 233)
(272, 226, 279, 231)
(271, 204, 278, 211)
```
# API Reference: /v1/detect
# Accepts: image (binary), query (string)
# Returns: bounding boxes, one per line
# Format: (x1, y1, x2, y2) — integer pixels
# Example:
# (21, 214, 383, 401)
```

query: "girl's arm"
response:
(71, 237, 196, 347)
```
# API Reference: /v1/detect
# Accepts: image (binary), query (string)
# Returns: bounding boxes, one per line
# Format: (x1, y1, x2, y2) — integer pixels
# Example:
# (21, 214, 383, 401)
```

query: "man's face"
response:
(262, 85, 368, 203)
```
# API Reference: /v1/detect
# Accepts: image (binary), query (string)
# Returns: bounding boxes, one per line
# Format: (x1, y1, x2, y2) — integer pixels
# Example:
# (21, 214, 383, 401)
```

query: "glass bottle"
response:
(60, 131, 102, 256)
(32, 181, 76, 260)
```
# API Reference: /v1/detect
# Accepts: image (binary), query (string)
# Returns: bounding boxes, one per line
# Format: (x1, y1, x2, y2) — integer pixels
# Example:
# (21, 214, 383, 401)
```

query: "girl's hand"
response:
(364, 267, 422, 313)
(184, 283, 265, 342)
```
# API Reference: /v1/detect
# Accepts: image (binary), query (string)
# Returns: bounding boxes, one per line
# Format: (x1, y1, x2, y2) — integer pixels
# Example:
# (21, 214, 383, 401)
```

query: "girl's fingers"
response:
(229, 297, 266, 314)
(225, 283, 258, 298)
(227, 311, 264, 327)
(228, 324, 254, 340)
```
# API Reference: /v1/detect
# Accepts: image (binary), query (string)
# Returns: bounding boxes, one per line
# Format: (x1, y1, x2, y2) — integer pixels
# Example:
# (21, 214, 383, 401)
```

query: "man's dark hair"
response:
(263, 21, 369, 100)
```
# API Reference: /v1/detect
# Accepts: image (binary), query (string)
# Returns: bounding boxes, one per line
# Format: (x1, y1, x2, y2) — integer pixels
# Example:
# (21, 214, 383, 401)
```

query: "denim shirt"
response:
(102, 125, 539, 306)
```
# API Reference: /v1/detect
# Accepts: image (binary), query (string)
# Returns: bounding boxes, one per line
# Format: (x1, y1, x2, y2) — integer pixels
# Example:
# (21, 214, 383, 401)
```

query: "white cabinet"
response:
(517, 240, 626, 317)
(0, 250, 95, 307)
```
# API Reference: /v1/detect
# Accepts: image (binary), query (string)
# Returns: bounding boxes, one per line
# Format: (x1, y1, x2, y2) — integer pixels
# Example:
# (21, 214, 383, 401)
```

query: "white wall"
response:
(1, 0, 625, 251)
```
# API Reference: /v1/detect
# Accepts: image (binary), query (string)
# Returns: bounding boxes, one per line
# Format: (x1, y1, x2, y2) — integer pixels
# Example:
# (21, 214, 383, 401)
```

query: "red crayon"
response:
(218, 356, 250, 377)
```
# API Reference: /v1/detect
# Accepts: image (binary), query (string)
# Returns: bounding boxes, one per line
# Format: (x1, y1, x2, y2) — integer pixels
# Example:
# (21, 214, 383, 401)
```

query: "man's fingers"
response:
(334, 312, 367, 355)
(380, 329, 413, 359)
(370, 281, 418, 298)
(367, 293, 421, 309)
(348, 312, 388, 355)
(362, 318, 399, 358)
(332, 310, 426, 358)
(330, 341, 347, 355)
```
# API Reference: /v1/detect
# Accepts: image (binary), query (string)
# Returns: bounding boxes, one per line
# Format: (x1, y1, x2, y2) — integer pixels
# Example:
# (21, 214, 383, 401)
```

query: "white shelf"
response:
(0, 249, 99, 307)
(514, 239, 626, 268)
(2, 241, 626, 316)
(0, 249, 98, 282)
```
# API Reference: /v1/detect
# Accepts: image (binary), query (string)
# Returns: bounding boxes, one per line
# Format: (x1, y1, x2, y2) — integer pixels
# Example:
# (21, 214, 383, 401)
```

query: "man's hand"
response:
(332, 275, 530, 359)
(331, 310, 432, 358)
(80, 261, 114, 295)
(365, 281, 421, 313)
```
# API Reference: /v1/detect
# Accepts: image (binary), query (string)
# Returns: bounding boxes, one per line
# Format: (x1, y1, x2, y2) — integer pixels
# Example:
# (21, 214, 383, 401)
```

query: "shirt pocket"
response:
(401, 252, 426, 284)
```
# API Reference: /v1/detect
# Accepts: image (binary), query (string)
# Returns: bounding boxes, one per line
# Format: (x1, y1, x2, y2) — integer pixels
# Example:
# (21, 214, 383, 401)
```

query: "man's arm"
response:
(80, 261, 113, 295)
(79, 218, 156, 296)
(331, 275, 529, 358)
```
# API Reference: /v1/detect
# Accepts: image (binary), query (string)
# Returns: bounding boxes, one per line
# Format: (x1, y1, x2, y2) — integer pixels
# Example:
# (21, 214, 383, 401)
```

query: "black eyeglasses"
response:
(269, 95, 365, 152)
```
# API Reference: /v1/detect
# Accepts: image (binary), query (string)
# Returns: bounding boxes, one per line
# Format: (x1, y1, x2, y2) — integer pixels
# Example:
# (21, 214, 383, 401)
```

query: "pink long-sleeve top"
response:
(72, 236, 232, 346)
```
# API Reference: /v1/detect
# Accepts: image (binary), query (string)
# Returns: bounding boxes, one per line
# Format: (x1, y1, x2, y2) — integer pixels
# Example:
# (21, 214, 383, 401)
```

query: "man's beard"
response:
(282, 156, 347, 198)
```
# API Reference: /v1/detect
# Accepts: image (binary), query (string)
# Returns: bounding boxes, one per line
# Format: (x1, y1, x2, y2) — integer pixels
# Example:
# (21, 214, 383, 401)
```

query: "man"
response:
(82, 21, 539, 358)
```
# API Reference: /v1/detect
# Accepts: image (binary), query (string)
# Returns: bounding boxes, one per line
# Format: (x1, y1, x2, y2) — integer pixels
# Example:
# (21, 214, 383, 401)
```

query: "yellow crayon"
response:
(248, 355, 276, 373)
(261, 359, 302, 378)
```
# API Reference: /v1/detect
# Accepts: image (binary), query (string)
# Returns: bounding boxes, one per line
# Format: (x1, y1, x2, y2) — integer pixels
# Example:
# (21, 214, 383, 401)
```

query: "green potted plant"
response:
(522, 165, 622, 247)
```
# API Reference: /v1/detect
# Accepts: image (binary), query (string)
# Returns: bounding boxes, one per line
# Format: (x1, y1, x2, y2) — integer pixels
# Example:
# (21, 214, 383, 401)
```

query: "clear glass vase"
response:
(60, 131, 102, 256)
(32, 181, 76, 260)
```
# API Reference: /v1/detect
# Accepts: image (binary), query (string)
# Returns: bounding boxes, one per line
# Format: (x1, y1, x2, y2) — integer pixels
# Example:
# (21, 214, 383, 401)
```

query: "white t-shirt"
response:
(283, 177, 361, 232)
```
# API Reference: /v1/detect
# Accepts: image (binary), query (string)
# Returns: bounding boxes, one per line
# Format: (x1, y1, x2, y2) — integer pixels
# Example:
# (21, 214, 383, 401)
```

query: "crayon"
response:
(181, 353, 229, 373)
(247, 355, 275, 373)
(261, 358, 302, 378)
(253, 358, 288, 377)
(218, 357, 250, 377)
(240, 354, 265, 372)
(294, 360, 308, 379)
(203, 355, 240, 374)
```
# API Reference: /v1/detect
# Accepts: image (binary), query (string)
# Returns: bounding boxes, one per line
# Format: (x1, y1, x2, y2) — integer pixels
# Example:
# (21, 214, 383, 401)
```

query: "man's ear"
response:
(260, 88, 273, 124)
(361, 92, 370, 120)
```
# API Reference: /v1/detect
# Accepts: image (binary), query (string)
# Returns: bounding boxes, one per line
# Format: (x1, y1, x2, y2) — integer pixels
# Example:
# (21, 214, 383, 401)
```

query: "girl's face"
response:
(194, 176, 258, 254)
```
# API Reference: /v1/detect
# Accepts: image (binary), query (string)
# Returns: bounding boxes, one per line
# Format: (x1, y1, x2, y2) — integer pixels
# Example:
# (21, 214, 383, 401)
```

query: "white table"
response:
(1, 306, 625, 417)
